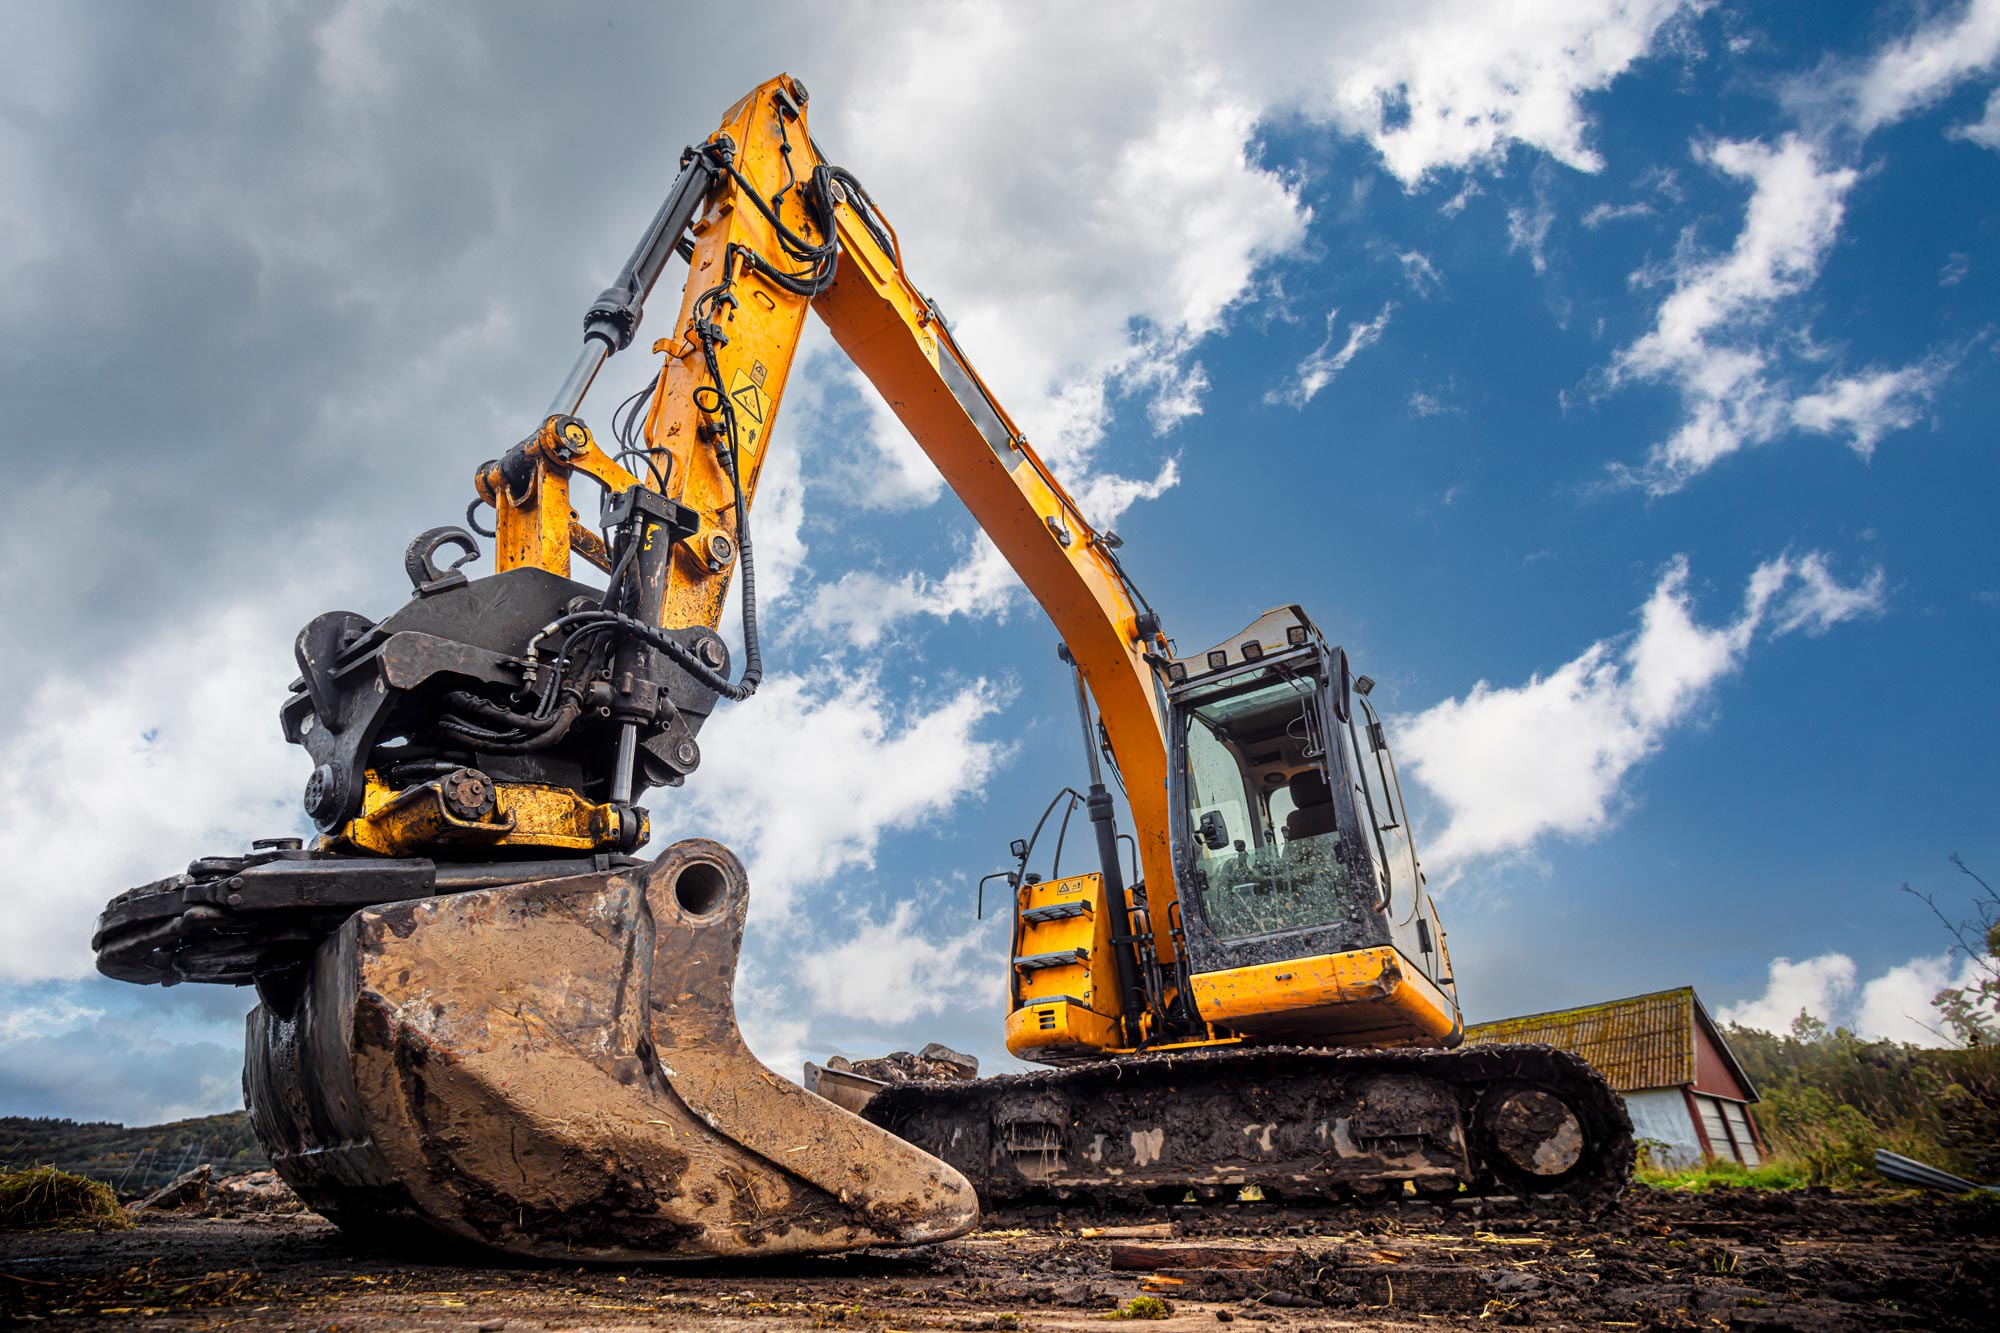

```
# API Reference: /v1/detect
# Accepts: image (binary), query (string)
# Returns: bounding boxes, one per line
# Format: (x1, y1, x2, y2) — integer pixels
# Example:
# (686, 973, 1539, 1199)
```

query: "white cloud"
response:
(1398, 249, 1444, 296)
(1267, 303, 1396, 407)
(788, 0, 1699, 637)
(798, 459, 1180, 651)
(1396, 551, 1884, 869)
(1582, 199, 1656, 227)
(0, 995, 104, 1042)
(0, 573, 341, 983)
(1768, 552, 1888, 636)
(1305, 0, 1702, 187)
(1608, 135, 1947, 490)
(1508, 194, 1556, 274)
(1719, 954, 1858, 1036)
(1723, 949, 1990, 1047)
(799, 900, 1004, 1021)
(1953, 88, 2000, 148)
(659, 672, 1010, 915)
(1829, 0, 2000, 135)
(1408, 388, 1460, 418)
(1790, 362, 1944, 456)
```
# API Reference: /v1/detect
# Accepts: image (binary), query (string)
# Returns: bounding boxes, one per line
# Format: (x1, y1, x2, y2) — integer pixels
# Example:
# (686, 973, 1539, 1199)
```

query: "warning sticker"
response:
(728, 367, 768, 424)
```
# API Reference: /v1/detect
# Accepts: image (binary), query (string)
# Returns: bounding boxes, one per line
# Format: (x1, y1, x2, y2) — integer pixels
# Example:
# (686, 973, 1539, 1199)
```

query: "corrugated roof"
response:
(1463, 986, 1741, 1094)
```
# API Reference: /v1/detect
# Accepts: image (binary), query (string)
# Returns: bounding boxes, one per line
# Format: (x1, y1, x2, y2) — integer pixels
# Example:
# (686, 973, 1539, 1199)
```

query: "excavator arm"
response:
(467, 74, 1182, 1014)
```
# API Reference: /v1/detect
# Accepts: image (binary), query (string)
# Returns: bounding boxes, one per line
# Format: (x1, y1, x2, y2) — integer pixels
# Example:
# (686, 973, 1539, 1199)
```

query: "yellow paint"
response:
(336, 771, 641, 856)
(1191, 947, 1458, 1045)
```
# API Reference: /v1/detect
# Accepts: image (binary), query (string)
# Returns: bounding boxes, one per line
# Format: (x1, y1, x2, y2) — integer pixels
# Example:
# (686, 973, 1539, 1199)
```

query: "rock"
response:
(211, 1169, 305, 1215)
(135, 1164, 212, 1212)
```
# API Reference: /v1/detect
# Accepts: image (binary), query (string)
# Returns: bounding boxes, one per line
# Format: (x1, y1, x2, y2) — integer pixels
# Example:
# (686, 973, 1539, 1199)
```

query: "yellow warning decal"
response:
(728, 367, 768, 424)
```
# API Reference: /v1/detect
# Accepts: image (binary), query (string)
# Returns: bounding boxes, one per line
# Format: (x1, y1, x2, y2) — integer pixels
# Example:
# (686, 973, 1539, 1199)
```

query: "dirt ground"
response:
(3, 1189, 1994, 1332)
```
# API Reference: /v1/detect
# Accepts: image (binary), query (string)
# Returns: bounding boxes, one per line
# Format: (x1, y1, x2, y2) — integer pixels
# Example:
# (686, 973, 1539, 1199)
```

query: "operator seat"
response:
(1283, 769, 1336, 841)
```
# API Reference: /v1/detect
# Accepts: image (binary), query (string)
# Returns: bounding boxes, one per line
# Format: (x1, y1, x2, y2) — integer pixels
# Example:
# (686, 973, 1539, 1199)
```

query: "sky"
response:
(2, 0, 1996, 1124)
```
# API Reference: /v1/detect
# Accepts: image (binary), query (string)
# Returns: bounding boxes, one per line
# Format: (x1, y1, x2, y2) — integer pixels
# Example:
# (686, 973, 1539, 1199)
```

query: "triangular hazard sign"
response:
(728, 367, 767, 424)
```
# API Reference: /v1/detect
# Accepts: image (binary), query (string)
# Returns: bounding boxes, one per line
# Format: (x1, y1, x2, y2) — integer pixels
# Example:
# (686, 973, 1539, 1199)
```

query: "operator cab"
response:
(1163, 607, 1459, 1046)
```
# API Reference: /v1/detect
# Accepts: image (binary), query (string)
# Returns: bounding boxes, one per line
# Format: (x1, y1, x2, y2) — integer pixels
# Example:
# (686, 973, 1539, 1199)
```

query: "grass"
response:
(1106, 1296, 1174, 1320)
(0, 1166, 133, 1230)
(1636, 1156, 1812, 1193)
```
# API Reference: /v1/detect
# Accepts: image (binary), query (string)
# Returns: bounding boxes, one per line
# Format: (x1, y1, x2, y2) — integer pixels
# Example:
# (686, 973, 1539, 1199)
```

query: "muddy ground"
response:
(3, 1189, 1994, 1331)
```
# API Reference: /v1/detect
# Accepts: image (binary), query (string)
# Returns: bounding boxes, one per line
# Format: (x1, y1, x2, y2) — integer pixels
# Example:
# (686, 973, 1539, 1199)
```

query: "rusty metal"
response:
(244, 839, 979, 1259)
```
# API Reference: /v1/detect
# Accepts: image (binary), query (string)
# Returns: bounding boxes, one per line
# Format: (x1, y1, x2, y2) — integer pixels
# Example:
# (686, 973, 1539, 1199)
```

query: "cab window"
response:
(1177, 669, 1368, 941)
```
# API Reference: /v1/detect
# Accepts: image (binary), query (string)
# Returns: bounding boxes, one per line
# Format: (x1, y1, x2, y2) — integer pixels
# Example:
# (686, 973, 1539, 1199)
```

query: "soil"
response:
(2, 1188, 1993, 1331)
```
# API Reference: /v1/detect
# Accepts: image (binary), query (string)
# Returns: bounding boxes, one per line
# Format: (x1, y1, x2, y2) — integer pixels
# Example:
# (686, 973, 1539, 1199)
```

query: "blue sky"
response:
(2, 0, 1995, 1123)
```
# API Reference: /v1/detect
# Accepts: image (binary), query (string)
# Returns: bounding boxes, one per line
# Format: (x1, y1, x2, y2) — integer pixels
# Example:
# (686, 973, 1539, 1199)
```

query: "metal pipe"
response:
(546, 150, 720, 420)
(1071, 662, 1104, 787)
(1062, 643, 1150, 1042)
(610, 722, 639, 805)
(546, 340, 611, 420)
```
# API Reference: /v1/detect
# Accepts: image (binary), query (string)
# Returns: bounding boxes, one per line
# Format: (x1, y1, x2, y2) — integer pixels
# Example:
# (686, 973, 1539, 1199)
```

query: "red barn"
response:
(1464, 986, 1764, 1169)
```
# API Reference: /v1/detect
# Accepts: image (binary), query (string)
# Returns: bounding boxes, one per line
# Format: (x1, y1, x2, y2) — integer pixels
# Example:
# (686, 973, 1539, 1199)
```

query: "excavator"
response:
(93, 75, 1631, 1261)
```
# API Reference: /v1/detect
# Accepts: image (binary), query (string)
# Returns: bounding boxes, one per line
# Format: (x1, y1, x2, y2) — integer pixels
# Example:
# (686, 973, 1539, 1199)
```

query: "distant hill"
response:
(0, 1111, 265, 1196)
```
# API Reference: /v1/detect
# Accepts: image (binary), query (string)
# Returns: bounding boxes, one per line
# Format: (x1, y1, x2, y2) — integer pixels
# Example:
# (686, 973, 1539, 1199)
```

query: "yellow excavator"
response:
(94, 75, 1631, 1260)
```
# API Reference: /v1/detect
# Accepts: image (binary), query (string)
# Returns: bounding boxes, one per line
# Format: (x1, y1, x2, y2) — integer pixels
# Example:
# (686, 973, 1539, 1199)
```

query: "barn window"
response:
(1693, 1094, 1760, 1166)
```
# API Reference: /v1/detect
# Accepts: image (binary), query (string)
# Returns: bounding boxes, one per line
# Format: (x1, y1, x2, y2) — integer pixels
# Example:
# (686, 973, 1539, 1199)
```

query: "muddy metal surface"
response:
(4, 1189, 1994, 1331)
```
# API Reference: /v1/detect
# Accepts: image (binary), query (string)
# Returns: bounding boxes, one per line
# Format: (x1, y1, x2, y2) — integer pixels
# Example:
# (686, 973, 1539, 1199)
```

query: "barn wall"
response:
(1625, 1087, 1703, 1167)
(1691, 1020, 1752, 1100)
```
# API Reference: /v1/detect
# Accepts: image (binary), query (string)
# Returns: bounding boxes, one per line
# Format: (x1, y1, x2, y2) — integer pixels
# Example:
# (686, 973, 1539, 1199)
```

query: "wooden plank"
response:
(1109, 1242, 1291, 1272)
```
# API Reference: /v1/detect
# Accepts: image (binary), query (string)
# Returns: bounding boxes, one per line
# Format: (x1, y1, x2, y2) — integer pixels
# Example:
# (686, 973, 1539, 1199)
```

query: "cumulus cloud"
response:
(0, 573, 339, 983)
(1395, 551, 1885, 869)
(1607, 136, 1947, 490)
(797, 459, 1180, 651)
(1307, 0, 1702, 186)
(661, 672, 1011, 915)
(1722, 949, 1988, 1047)
(794, 0, 1699, 632)
(1267, 304, 1396, 407)
(1718, 954, 1859, 1036)
(799, 900, 1005, 1021)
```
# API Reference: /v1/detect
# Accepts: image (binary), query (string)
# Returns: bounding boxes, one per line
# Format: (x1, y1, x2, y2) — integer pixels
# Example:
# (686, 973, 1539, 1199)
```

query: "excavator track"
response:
(861, 1044, 1633, 1214)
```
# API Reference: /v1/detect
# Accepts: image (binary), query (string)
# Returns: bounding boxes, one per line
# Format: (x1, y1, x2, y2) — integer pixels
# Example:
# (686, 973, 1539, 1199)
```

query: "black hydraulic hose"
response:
(439, 699, 582, 754)
(716, 420, 763, 698)
(1049, 794, 1078, 880)
(536, 609, 750, 701)
(598, 530, 639, 615)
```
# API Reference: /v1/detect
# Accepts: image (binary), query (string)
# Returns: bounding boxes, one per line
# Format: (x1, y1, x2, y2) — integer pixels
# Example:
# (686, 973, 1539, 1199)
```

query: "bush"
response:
(0, 1166, 132, 1230)
(1723, 1021, 2000, 1186)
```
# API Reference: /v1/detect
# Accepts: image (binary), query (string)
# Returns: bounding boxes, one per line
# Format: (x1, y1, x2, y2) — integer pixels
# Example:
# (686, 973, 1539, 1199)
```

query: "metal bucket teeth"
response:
(243, 838, 979, 1259)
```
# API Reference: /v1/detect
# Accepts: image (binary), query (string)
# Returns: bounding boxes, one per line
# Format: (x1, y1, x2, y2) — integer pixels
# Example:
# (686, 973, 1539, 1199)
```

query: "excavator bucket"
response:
(242, 838, 979, 1260)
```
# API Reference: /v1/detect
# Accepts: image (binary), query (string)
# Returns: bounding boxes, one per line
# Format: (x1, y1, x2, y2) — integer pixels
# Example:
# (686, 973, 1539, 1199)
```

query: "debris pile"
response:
(831, 1041, 980, 1084)
(132, 1165, 307, 1217)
